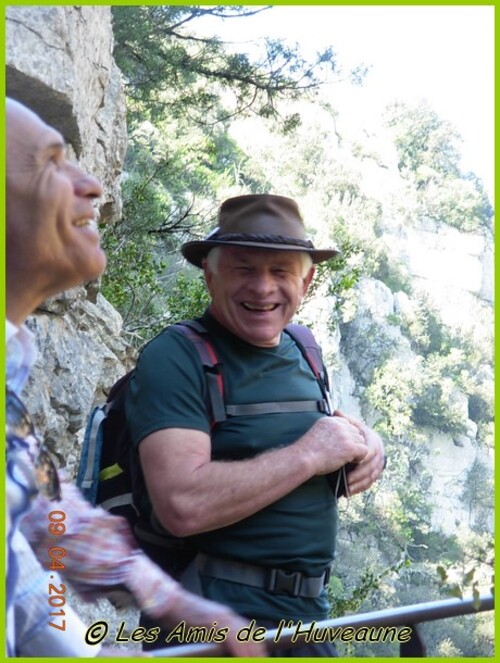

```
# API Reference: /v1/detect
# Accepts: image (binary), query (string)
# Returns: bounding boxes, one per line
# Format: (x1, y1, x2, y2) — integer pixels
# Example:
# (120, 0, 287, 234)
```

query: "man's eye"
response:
(49, 155, 62, 169)
(48, 147, 66, 169)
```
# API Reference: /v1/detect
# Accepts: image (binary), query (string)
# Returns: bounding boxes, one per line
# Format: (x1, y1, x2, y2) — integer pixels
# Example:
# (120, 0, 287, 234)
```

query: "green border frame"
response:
(2, 2, 496, 661)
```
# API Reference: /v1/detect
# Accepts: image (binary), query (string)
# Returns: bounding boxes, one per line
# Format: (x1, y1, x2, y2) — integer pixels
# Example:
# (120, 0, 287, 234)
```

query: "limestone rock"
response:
(6, 5, 127, 224)
(340, 277, 412, 386)
(426, 427, 478, 534)
(23, 294, 135, 479)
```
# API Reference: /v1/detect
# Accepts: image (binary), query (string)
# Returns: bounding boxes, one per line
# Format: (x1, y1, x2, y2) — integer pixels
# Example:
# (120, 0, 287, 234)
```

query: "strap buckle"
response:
(267, 568, 302, 596)
(317, 399, 330, 414)
(324, 564, 332, 586)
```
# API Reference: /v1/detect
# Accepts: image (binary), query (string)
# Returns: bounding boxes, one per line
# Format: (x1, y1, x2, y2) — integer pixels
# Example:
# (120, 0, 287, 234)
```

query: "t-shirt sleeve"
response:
(125, 329, 211, 447)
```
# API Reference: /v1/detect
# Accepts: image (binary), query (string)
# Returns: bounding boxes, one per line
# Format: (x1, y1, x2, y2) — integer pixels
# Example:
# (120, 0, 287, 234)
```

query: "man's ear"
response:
(302, 265, 316, 296)
(202, 259, 213, 292)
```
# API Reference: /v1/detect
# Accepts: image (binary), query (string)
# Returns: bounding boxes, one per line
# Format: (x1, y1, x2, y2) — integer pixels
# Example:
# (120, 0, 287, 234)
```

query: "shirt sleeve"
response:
(20, 482, 182, 620)
(12, 529, 101, 657)
(126, 328, 211, 447)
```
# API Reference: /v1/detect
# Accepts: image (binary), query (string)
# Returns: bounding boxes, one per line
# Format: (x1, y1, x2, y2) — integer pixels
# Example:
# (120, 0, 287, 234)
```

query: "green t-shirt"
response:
(126, 312, 338, 621)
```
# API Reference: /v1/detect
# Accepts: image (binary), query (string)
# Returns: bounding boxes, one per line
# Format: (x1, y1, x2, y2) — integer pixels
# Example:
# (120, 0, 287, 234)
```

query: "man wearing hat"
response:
(126, 194, 385, 656)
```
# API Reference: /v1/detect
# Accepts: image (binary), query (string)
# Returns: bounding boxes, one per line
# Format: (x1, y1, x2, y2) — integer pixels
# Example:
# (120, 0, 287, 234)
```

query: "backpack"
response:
(76, 318, 344, 577)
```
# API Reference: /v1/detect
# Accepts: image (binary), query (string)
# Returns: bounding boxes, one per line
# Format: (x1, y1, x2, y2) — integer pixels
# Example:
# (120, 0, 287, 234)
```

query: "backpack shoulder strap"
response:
(168, 320, 332, 421)
(171, 320, 226, 424)
(106, 369, 135, 412)
(285, 324, 333, 414)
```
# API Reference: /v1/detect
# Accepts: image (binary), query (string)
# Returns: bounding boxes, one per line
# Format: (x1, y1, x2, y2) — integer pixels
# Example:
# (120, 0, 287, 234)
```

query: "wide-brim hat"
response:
(181, 194, 340, 268)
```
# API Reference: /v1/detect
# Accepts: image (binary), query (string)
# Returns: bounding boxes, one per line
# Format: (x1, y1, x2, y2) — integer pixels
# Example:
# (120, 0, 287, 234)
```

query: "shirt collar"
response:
(6, 320, 37, 395)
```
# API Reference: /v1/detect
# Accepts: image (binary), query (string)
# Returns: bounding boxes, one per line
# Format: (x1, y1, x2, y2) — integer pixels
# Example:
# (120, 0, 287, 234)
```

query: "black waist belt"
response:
(196, 553, 331, 598)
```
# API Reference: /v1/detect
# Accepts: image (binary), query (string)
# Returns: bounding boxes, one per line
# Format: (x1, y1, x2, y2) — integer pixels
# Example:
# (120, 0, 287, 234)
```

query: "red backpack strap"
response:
(171, 320, 226, 425)
(285, 324, 333, 415)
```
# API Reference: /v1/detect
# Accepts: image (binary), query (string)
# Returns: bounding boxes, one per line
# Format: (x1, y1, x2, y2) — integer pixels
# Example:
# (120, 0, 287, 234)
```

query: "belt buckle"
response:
(267, 568, 302, 597)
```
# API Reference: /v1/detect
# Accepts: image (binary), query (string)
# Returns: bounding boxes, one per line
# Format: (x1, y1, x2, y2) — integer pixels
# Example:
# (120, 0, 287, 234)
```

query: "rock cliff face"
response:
(332, 223, 493, 535)
(7, 5, 126, 224)
(6, 6, 134, 480)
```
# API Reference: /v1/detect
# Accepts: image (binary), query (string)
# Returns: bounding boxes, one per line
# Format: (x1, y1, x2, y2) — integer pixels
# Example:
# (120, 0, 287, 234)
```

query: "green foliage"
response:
(436, 564, 482, 604)
(99, 222, 168, 340)
(398, 297, 447, 356)
(468, 393, 492, 426)
(436, 532, 494, 606)
(460, 458, 494, 533)
(385, 100, 493, 233)
(412, 371, 467, 435)
(418, 176, 493, 232)
(365, 359, 416, 436)
(329, 564, 403, 617)
(385, 99, 462, 180)
(366, 352, 470, 438)
(371, 252, 412, 295)
(164, 272, 211, 324)
(112, 5, 340, 130)
(327, 557, 411, 657)
(411, 530, 463, 565)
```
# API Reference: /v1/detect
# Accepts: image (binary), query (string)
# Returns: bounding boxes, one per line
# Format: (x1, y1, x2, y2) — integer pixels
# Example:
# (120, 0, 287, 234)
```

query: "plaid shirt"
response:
(21, 482, 179, 617)
(6, 321, 180, 656)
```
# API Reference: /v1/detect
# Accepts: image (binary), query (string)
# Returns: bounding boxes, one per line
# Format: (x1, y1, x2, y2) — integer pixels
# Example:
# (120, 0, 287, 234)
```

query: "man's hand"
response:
(333, 410, 386, 496)
(157, 589, 267, 657)
(297, 415, 368, 476)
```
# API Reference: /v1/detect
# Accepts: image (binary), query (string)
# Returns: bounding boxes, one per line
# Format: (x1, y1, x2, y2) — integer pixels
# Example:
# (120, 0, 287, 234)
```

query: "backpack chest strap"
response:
(173, 320, 334, 424)
(226, 399, 330, 416)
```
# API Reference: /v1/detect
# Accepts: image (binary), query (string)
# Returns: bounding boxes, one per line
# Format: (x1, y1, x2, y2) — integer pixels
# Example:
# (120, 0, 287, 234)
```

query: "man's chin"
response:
(240, 327, 281, 348)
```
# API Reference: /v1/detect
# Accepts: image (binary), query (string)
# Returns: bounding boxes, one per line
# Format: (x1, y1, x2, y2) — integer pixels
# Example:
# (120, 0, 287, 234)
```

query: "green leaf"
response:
(436, 565, 448, 582)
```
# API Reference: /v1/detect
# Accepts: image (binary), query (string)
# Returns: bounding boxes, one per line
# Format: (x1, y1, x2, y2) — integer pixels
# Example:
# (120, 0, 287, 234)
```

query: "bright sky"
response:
(197, 4, 494, 198)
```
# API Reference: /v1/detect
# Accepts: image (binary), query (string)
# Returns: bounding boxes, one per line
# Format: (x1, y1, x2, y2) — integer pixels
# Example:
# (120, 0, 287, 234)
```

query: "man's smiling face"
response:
(6, 99, 106, 311)
(203, 246, 314, 347)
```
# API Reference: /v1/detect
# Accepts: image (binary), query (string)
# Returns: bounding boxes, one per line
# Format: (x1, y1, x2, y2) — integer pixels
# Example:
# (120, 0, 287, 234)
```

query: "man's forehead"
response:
(28, 123, 65, 155)
(8, 100, 64, 152)
(222, 246, 304, 264)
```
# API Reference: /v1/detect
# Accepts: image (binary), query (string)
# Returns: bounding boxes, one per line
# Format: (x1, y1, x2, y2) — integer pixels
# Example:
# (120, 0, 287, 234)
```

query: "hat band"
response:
(210, 233, 315, 250)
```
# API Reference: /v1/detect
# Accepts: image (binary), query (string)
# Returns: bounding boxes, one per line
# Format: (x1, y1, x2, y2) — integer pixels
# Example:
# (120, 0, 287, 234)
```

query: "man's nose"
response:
(250, 269, 276, 293)
(72, 166, 103, 199)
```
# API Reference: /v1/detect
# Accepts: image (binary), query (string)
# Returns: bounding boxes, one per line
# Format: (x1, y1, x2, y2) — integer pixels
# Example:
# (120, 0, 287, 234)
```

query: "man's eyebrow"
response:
(46, 140, 66, 151)
(37, 139, 66, 161)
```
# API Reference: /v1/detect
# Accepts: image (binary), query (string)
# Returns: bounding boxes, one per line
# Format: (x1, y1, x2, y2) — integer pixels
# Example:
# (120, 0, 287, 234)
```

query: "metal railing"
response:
(152, 593, 494, 657)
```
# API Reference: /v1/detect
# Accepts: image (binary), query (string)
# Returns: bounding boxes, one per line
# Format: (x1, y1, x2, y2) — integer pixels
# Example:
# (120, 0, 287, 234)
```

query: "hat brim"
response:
(181, 239, 340, 268)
